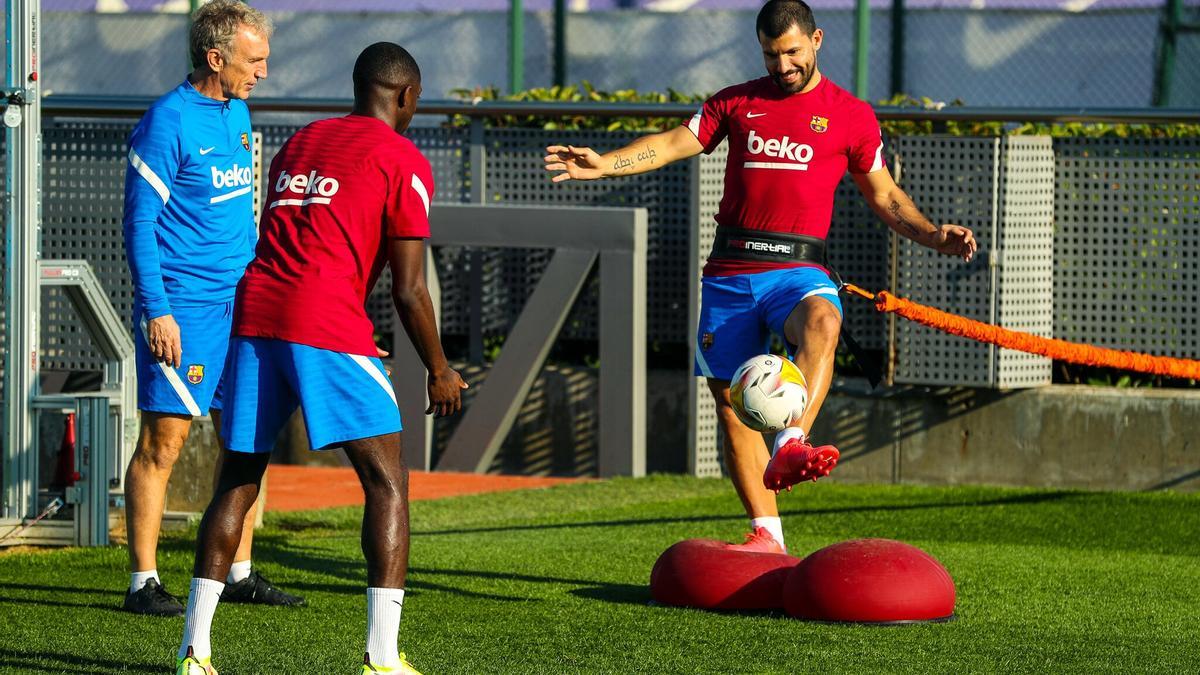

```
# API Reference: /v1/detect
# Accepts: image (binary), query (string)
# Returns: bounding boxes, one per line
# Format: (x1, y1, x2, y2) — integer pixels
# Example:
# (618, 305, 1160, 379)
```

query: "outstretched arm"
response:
(544, 125, 704, 182)
(852, 168, 978, 262)
(388, 238, 468, 417)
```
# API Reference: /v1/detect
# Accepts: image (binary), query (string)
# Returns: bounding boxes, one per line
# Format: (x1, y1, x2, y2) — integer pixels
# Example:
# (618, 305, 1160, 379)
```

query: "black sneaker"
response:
(219, 570, 305, 607)
(122, 578, 185, 617)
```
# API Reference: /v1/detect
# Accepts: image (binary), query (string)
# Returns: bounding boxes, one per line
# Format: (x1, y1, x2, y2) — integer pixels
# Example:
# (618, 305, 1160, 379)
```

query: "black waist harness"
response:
(710, 227, 828, 266)
(708, 226, 883, 388)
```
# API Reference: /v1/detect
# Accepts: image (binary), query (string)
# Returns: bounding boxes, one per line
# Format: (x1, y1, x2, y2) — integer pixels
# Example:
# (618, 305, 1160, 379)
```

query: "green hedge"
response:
(449, 84, 1200, 138)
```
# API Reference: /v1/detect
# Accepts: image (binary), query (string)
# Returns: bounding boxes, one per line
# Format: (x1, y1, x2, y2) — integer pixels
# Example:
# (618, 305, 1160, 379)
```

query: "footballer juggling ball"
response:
(650, 539, 801, 610)
(783, 538, 956, 623)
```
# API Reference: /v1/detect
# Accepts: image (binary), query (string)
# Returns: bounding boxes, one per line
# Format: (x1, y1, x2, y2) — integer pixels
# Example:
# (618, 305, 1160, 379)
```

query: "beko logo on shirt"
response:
(207, 164, 254, 204)
(745, 130, 814, 170)
(211, 164, 253, 189)
(269, 169, 341, 208)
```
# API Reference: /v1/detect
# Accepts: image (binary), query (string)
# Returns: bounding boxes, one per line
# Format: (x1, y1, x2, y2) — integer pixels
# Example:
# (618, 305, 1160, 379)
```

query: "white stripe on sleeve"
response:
(410, 174, 431, 218)
(129, 148, 171, 204)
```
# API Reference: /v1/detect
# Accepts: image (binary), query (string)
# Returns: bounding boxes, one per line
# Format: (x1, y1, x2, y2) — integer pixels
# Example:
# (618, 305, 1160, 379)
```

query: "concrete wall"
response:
(156, 368, 1198, 516)
(811, 381, 1200, 492)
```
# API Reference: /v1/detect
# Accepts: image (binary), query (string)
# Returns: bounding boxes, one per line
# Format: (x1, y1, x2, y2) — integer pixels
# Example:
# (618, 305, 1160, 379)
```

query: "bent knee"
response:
(130, 443, 182, 472)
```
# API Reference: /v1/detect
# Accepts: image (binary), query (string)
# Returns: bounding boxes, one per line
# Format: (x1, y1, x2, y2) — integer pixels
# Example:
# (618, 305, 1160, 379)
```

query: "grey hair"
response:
(189, 0, 274, 69)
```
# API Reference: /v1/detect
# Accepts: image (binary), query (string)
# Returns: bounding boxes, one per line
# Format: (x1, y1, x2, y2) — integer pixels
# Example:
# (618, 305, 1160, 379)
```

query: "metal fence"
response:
(6, 5, 1198, 109)
(2, 99, 1198, 481)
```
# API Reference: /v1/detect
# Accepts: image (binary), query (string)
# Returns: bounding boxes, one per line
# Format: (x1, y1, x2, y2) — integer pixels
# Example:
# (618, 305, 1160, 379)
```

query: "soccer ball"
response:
(729, 354, 808, 433)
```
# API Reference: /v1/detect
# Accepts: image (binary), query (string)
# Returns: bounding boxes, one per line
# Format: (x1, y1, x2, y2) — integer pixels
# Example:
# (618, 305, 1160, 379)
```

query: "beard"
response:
(771, 60, 816, 94)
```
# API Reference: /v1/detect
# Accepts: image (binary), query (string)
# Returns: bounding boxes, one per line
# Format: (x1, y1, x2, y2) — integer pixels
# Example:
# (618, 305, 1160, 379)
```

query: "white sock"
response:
(751, 516, 785, 549)
(226, 560, 252, 584)
(130, 569, 160, 594)
(178, 578, 225, 662)
(366, 587, 406, 667)
(772, 427, 807, 456)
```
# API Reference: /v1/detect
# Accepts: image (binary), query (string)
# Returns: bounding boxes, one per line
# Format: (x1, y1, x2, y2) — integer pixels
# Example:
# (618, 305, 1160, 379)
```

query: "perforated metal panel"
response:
(688, 143, 728, 478)
(1054, 137, 1200, 357)
(41, 122, 137, 375)
(471, 128, 696, 343)
(994, 137, 1055, 387)
(829, 171, 891, 350)
(892, 135, 1053, 388)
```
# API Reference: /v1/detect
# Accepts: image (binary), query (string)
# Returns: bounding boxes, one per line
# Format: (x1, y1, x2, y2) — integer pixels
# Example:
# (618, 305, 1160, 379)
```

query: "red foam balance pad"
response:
(783, 538, 956, 623)
(650, 539, 801, 610)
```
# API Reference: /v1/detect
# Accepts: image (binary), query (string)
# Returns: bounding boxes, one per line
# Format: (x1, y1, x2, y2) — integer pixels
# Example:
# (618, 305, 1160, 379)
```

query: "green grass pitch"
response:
(1, 476, 1198, 673)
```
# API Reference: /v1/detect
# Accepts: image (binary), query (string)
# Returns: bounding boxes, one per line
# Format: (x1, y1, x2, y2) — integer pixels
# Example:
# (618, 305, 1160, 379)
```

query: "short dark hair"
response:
(756, 0, 817, 39)
(352, 42, 421, 99)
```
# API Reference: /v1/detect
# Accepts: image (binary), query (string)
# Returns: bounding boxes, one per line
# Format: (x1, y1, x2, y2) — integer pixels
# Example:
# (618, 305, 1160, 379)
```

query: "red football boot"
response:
(763, 437, 840, 492)
(724, 526, 786, 554)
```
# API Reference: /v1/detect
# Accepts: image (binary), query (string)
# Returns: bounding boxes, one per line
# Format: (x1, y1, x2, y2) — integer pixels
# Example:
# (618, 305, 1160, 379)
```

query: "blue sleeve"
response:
(123, 106, 182, 319)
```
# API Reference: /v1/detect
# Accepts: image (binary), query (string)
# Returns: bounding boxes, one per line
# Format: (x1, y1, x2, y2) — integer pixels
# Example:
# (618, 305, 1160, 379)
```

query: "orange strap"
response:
(845, 285, 1200, 380)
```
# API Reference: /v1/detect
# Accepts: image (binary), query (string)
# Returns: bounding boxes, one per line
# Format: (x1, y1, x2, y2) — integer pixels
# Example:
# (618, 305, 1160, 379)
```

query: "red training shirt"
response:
(234, 115, 434, 356)
(684, 75, 885, 277)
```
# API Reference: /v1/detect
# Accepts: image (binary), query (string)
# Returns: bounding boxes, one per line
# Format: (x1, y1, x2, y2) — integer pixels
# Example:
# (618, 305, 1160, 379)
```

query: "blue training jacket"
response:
(122, 79, 257, 320)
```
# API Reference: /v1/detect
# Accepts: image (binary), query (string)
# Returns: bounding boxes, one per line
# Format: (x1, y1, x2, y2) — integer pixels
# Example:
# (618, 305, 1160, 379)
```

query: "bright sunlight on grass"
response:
(1, 476, 1198, 673)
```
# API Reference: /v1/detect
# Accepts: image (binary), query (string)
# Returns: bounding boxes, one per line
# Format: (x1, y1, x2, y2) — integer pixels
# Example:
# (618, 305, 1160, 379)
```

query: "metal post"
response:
(1153, 0, 1181, 106)
(187, 0, 199, 67)
(468, 117, 486, 363)
(72, 396, 110, 547)
(3, 0, 43, 520)
(509, 0, 525, 93)
(889, 0, 905, 97)
(554, 0, 567, 88)
(854, 0, 871, 100)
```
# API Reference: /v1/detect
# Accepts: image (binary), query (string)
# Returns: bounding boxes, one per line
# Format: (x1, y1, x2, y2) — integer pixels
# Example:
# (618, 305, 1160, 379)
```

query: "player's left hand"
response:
(930, 224, 977, 262)
(427, 366, 468, 417)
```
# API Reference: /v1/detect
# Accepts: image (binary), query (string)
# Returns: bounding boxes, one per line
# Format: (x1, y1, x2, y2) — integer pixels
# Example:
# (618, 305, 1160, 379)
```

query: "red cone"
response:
(51, 413, 80, 489)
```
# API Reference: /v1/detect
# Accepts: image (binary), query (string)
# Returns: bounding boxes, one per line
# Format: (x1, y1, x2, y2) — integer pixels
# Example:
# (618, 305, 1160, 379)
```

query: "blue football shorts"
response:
(693, 266, 843, 381)
(220, 336, 403, 453)
(133, 301, 233, 416)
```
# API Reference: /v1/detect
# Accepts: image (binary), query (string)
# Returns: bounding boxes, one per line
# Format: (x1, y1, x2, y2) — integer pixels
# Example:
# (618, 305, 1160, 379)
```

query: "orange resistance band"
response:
(840, 284, 1200, 381)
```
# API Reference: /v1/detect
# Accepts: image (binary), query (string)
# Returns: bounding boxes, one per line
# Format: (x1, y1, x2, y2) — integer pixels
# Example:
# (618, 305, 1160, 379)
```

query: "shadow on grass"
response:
(0, 590, 128, 613)
(569, 583, 651, 606)
(407, 490, 1082, 538)
(0, 647, 160, 674)
(0, 582, 122, 597)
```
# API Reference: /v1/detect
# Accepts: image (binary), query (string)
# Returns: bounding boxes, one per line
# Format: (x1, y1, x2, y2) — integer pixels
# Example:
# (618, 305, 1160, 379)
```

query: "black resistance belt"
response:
(710, 227, 827, 265)
(709, 227, 883, 387)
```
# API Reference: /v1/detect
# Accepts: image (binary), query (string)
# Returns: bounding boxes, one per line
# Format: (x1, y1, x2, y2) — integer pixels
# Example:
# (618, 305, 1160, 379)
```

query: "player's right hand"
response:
(146, 314, 182, 368)
(544, 144, 605, 182)
(426, 366, 468, 417)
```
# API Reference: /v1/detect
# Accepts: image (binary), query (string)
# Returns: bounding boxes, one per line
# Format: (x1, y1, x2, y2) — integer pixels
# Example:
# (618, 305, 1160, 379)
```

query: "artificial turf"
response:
(0, 476, 1197, 673)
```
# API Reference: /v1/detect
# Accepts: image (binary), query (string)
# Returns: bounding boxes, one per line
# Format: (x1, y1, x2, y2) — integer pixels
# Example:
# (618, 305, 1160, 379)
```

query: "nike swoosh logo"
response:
(746, 112, 766, 119)
(199, 147, 215, 155)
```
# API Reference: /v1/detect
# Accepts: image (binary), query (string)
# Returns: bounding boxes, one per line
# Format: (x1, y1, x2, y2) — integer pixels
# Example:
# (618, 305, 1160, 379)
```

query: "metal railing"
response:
(41, 95, 1200, 125)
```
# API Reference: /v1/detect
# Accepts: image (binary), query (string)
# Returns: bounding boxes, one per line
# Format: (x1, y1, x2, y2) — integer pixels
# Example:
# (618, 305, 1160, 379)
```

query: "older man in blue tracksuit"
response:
(120, 0, 302, 617)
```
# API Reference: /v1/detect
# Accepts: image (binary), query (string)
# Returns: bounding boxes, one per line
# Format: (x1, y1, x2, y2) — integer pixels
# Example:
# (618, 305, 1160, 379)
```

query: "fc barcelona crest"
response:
(240, 132, 250, 151)
(810, 115, 829, 133)
(187, 364, 205, 385)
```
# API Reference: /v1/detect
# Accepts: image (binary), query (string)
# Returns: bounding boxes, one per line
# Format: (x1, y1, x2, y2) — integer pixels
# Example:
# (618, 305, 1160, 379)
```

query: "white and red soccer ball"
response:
(729, 354, 808, 433)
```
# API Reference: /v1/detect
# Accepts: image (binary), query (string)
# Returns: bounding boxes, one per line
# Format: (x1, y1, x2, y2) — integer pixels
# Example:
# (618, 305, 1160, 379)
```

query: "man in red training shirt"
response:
(175, 42, 465, 675)
(544, 0, 976, 555)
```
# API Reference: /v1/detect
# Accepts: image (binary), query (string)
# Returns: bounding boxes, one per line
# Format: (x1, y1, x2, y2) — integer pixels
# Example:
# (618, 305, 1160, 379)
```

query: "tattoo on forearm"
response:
(889, 200, 922, 238)
(636, 144, 657, 164)
(613, 144, 658, 173)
